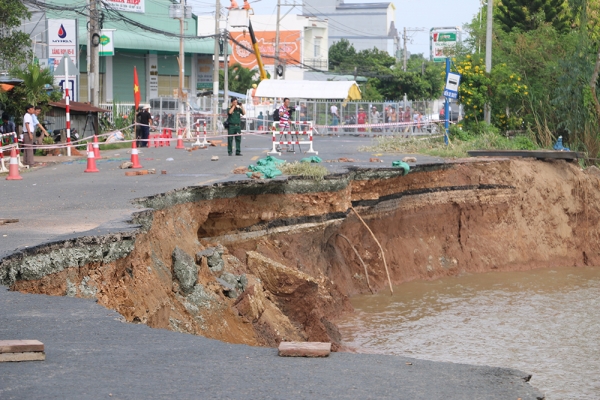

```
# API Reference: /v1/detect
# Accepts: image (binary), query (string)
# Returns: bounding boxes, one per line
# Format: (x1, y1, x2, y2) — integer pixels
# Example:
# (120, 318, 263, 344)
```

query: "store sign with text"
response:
(103, 0, 145, 14)
(230, 30, 300, 69)
(47, 19, 78, 68)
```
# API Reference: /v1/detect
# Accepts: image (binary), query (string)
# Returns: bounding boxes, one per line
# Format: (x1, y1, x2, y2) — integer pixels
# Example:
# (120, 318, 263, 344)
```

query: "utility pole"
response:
(274, 0, 281, 79)
(403, 27, 407, 72)
(178, 2, 185, 113)
(88, 0, 100, 106)
(212, 0, 220, 133)
(402, 27, 425, 72)
(484, 0, 493, 124)
(273, 1, 300, 79)
(223, 32, 229, 109)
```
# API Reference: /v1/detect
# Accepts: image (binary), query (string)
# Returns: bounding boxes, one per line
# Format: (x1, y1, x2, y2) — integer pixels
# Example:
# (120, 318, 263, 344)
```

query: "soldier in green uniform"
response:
(227, 97, 245, 156)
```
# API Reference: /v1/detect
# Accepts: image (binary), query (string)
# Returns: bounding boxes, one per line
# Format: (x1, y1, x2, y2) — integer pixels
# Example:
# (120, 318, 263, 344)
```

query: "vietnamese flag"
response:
(133, 66, 141, 110)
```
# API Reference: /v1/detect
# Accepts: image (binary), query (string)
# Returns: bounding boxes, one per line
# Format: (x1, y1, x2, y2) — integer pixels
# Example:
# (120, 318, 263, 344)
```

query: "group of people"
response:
(1, 105, 50, 167)
(329, 104, 424, 133)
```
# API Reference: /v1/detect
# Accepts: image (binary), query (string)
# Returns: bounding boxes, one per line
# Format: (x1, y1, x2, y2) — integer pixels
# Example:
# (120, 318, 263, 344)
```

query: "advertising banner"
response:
(197, 55, 213, 89)
(103, 0, 145, 14)
(430, 28, 461, 62)
(148, 53, 159, 98)
(230, 30, 300, 69)
(47, 19, 78, 68)
(48, 19, 78, 101)
(99, 29, 115, 56)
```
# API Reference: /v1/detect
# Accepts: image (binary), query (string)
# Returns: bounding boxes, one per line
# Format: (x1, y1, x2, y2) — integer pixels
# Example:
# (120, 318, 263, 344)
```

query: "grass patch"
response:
(280, 161, 328, 180)
(360, 131, 538, 158)
(100, 141, 134, 150)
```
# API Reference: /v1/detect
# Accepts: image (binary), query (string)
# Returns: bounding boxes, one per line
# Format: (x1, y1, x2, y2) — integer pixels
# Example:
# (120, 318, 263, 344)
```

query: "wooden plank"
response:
(278, 342, 331, 357)
(0, 352, 46, 362)
(0, 340, 44, 353)
(467, 150, 583, 160)
(0, 219, 19, 225)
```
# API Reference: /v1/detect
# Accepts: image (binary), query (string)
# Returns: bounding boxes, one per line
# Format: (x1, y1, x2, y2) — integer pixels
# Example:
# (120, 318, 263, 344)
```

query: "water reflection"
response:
(337, 267, 600, 400)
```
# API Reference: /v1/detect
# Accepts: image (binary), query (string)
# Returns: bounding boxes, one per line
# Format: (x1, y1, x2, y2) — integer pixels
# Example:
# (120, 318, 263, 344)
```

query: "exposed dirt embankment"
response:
(3, 159, 600, 349)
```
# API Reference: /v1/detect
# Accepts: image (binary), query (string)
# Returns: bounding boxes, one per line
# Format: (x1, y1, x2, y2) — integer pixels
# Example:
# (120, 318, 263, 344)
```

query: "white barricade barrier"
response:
(268, 121, 318, 156)
(193, 119, 208, 147)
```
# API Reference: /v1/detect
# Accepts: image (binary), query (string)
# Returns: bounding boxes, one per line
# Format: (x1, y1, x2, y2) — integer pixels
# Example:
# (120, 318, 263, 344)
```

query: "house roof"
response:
(49, 99, 110, 113)
(78, 27, 215, 54)
(337, 2, 393, 9)
(255, 80, 362, 100)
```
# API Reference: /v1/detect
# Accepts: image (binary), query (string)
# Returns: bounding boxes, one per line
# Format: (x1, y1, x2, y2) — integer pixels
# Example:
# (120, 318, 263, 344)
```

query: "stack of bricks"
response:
(0, 340, 45, 362)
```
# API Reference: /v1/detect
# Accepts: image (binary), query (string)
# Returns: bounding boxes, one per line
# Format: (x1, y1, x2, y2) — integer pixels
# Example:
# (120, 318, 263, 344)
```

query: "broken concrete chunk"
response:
(119, 161, 133, 169)
(278, 341, 331, 357)
(402, 156, 417, 163)
(216, 276, 238, 298)
(207, 245, 224, 272)
(172, 247, 198, 294)
(246, 251, 317, 295)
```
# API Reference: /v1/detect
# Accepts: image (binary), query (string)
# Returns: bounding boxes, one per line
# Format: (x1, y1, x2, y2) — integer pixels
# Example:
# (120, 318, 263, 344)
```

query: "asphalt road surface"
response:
(0, 134, 544, 399)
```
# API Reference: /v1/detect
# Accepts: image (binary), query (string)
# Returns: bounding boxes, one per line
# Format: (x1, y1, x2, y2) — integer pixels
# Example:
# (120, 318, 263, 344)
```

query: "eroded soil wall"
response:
(3, 159, 600, 349)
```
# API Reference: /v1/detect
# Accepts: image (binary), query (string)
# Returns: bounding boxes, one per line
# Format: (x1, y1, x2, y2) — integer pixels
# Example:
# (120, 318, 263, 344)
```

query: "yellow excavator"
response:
(248, 20, 268, 81)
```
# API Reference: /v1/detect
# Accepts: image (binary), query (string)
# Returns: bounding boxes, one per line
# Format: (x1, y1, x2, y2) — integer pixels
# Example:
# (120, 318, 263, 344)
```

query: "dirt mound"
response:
(4, 159, 600, 349)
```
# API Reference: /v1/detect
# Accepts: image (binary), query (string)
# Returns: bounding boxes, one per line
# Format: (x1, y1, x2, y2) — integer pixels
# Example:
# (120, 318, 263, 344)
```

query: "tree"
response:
(219, 62, 261, 95)
(0, 63, 61, 125)
(0, 0, 32, 71)
(328, 39, 356, 70)
(496, 0, 571, 33)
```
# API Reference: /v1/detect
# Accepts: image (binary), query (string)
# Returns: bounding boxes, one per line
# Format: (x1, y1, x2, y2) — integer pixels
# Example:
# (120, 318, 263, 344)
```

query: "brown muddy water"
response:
(337, 267, 600, 400)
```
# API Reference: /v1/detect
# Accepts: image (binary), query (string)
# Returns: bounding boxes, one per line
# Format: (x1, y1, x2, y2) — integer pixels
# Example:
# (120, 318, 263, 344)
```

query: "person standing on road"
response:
(33, 106, 49, 145)
(137, 105, 153, 148)
(2, 113, 16, 140)
(227, 97, 245, 156)
(330, 103, 339, 131)
(370, 106, 380, 132)
(21, 104, 35, 167)
(278, 97, 292, 132)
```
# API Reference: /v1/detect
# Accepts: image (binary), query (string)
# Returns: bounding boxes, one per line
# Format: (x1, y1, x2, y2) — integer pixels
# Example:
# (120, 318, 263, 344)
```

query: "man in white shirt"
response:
(330, 104, 339, 131)
(22, 104, 35, 166)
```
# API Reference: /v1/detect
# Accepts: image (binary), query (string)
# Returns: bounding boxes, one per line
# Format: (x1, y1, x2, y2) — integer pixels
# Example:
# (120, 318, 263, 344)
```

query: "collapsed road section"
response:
(2, 158, 600, 350)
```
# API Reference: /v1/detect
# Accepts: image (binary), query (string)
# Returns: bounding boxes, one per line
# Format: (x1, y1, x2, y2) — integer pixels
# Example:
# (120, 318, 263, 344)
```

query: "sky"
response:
(189, 0, 482, 58)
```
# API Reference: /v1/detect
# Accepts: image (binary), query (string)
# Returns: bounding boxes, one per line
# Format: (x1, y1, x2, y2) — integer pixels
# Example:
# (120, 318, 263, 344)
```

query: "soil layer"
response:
(3, 159, 600, 350)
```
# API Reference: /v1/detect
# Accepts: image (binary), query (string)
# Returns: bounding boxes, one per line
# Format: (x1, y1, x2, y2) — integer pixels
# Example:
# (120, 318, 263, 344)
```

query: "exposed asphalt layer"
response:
(0, 288, 544, 399)
(0, 134, 544, 399)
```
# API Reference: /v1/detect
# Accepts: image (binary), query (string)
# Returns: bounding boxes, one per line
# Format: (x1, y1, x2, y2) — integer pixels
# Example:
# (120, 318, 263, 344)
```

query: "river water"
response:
(337, 267, 600, 399)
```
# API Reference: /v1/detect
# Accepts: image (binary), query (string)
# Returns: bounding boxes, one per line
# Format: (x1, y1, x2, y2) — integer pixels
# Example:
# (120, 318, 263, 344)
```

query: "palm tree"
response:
(14, 63, 56, 106)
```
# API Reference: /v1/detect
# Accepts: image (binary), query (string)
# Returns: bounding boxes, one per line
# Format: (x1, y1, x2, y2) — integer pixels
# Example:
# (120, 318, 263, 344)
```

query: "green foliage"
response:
(496, 0, 571, 33)
(0, 63, 61, 126)
(328, 44, 444, 101)
(0, 0, 32, 71)
(360, 129, 540, 158)
(219, 62, 260, 94)
(280, 161, 328, 181)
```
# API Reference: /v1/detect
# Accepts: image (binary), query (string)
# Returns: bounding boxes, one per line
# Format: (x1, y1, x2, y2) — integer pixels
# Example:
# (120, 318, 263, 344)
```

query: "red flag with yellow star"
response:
(133, 66, 141, 109)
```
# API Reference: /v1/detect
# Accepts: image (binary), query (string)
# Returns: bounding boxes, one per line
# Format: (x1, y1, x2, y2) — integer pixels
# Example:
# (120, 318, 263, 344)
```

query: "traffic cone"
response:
(92, 135, 100, 158)
(0, 150, 9, 173)
(84, 143, 99, 173)
(176, 130, 185, 149)
(6, 147, 22, 180)
(130, 141, 142, 169)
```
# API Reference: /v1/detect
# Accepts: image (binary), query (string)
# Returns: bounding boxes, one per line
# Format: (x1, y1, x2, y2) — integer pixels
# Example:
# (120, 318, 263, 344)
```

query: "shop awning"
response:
(49, 99, 110, 113)
(79, 27, 215, 54)
(254, 80, 362, 100)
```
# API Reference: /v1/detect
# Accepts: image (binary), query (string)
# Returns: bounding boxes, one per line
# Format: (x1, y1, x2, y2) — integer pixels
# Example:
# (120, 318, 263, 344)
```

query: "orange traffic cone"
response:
(176, 130, 185, 149)
(84, 143, 99, 173)
(92, 135, 100, 158)
(6, 147, 22, 180)
(130, 141, 142, 169)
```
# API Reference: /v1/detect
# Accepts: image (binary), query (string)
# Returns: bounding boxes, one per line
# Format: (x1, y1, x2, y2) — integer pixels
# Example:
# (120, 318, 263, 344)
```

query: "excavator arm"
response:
(248, 20, 268, 81)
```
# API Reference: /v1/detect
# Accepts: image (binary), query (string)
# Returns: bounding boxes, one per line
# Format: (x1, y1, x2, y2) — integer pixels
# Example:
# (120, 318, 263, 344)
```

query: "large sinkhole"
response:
(2, 159, 600, 351)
